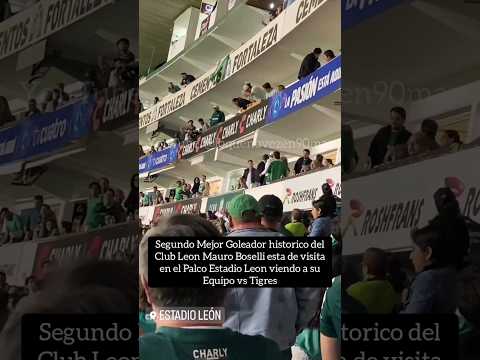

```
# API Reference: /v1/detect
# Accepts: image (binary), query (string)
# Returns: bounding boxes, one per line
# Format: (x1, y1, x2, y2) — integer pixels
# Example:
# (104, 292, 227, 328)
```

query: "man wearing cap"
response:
(224, 194, 321, 360)
(209, 105, 225, 127)
(258, 194, 294, 237)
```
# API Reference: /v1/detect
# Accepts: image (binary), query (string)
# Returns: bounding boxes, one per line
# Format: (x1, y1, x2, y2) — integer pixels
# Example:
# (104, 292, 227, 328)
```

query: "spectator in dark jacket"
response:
(367, 106, 411, 168)
(298, 48, 322, 79)
(242, 160, 260, 189)
(309, 198, 331, 237)
(180, 73, 196, 86)
(294, 149, 313, 175)
(124, 174, 139, 216)
(257, 154, 269, 186)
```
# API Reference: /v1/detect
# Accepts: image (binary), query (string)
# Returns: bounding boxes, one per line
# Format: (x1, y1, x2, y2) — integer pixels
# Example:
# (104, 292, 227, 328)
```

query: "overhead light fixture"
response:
(269, 2, 275, 9)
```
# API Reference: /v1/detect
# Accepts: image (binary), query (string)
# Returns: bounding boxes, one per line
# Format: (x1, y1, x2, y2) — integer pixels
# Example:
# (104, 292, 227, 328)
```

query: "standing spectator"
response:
(347, 248, 399, 314)
(191, 177, 201, 198)
(139, 192, 145, 207)
(209, 105, 225, 127)
(298, 48, 322, 79)
(199, 175, 210, 197)
(99, 177, 110, 195)
(125, 174, 139, 216)
(168, 82, 181, 94)
(38, 204, 58, 239)
(319, 183, 339, 218)
(182, 184, 191, 200)
(103, 189, 126, 224)
(285, 209, 308, 237)
(71, 203, 87, 233)
(367, 106, 411, 167)
(24, 99, 41, 118)
(262, 82, 278, 99)
(440, 129, 463, 152)
(309, 198, 331, 237)
(85, 182, 105, 230)
(180, 72, 196, 86)
(266, 151, 288, 184)
(198, 118, 209, 132)
(0, 96, 15, 127)
(242, 160, 260, 189)
(294, 149, 313, 175)
(257, 154, 268, 186)
(407, 118, 440, 156)
(0, 0, 12, 22)
(117, 38, 136, 65)
(114, 189, 125, 206)
(232, 97, 252, 112)
(57, 83, 70, 104)
(323, 50, 335, 62)
(281, 156, 290, 177)
(42, 90, 55, 112)
(258, 195, 294, 236)
(341, 124, 358, 175)
(277, 85, 285, 92)
(174, 181, 184, 201)
(151, 186, 163, 205)
(26, 195, 43, 234)
(243, 82, 266, 102)
(153, 97, 160, 104)
(0, 208, 24, 244)
(311, 154, 325, 170)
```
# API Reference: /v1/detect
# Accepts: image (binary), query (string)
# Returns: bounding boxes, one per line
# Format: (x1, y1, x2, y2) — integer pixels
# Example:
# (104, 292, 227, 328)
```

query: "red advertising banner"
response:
(152, 198, 202, 224)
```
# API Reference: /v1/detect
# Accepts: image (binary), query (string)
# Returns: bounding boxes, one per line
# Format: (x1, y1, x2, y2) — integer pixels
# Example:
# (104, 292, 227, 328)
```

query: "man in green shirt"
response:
(346, 248, 399, 314)
(0, 208, 24, 243)
(209, 105, 225, 127)
(138, 228, 283, 360)
(85, 182, 105, 230)
(266, 151, 288, 183)
(174, 181, 184, 201)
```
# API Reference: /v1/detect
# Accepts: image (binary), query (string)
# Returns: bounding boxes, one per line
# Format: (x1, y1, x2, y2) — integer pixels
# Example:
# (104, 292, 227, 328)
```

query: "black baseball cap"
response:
(258, 195, 283, 217)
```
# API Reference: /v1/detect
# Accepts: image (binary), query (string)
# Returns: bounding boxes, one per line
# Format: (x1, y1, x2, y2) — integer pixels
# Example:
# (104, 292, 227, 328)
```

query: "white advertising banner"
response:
(282, 0, 327, 35)
(139, 205, 155, 226)
(342, 147, 480, 255)
(0, 0, 112, 61)
(246, 166, 341, 212)
(0, 242, 37, 286)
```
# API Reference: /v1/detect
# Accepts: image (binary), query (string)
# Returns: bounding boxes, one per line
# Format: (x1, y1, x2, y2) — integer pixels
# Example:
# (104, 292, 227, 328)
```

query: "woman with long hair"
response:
(191, 177, 201, 197)
(0, 96, 15, 127)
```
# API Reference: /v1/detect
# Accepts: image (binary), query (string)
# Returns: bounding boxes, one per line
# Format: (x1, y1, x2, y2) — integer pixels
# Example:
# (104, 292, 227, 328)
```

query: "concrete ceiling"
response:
(139, 0, 201, 76)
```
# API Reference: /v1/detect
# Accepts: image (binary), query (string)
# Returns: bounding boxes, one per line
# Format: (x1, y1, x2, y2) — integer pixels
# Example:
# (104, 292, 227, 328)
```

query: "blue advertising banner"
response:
(0, 97, 94, 166)
(139, 144, 179, 174)
(267, 55, 341, 124)
(342, 0, 405, 30)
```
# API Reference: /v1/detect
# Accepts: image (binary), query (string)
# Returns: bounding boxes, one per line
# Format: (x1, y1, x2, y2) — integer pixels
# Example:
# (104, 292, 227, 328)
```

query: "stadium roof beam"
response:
(214, 150, 249, 167)
(253, 129, 304, 156)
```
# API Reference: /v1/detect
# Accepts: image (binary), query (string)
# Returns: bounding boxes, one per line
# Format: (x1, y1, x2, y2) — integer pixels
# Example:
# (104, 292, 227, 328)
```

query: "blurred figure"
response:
(285, 209, 308, 237)
(309, 199, 331, 237)
(262, 82, 278, 98)
(209, 105, 225, 127)
(103, 189, 126, 224)
(298, 48, 322, 79)
(168, 82, 181, 94)
(258, 195, 293, 236)
(180, 72, 196, 86)
(341, 124, 358, 174)
(323, 49, 335, 62)
(124, 174, 139, 216)
(408, 118, 440, 156)
(0, 208, 24, 244)
(24, 99, 41, 118)
(294, 149, 312, 175)
(440, 129, 463, 152)
(0, 96, 15, 126)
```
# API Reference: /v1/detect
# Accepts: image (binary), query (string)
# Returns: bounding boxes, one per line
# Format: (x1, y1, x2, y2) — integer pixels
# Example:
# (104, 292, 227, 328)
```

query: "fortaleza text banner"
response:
(95, 86, 139, 131)
(139, 144, 179, 174)
(178, 101, 269, 159)
(152, 198, 202, 223)
(0, 96, 94, 166)
(246, 166, 341, 212)
(267, 55, 341, 124)
(0, 0, 112, 60)
(342, 146, 480, 255)
(32, 222, 138, 278)
(342, 0, 404, 30)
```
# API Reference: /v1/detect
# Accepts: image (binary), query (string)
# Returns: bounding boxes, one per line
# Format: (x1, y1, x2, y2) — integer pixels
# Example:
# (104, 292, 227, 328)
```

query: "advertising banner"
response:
(282, 0, 326, 35)
(32, 222, 138, 278)
(0, 97, 94, 166)
(152, 198, 202, 223)
(342, 146, 480, 255)
(342, 0, 404, 30)
(204, 190, 244, 214)
(246, 167, 341, 212)
(0, 0, 112, 61)
(178, 101, 268, 159)
(95, 87, 139, 131)
(139, 144, 179, 174)
(139, 88, 189, 129)
(0, 242, 37, 286)
(267, 55, 341, 124)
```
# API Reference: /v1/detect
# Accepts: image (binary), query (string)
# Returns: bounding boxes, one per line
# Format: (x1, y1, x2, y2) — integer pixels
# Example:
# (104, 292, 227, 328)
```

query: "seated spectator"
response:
(402, 223, 458, 314)
(0, 208, 24, 244)
(324, 49, 335, 62)
(198, 175, 210, 197)
(139, 215, 283, 360)
(407, 118, 440, 156)
(41, 90, 56, 113)
(180, 72, 196, 86)
(440, 129, 463, 152)
(24, 99, 41, 118)
(198, 118, 209, 132)
(0, 96, 15, 127)
(232, 97, 252, 112)
(168, 82, 181, 94)
(191, 177, 201, 198)
(86, 182, 105, 230)
(285, 209, 308, 237)
(277, 84, 285, 92)
(262, 82, 278, 99)
(311, 154, 325, 170)
(347, 248, 399, 314)
(117, 38, 136, 65)
(308, 198, 331, 237)
(368, 106, 411, 167)
(265, 151, 288, 184)
(209, 105, 225, 127)
(298, 48, 322, 79)
(103, 189, 126, 224)
(325, 158, 334, 167)
(294, 149, 313, 175)
(243, 82, 266, 102)
(258, 195, 294, 236)
(242, 160, 260, 189)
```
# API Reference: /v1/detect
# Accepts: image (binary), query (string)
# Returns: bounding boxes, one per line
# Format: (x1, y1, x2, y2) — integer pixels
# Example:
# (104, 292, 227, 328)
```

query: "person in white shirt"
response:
(262, 82, 278, 99)
(198, 118, 209, 133)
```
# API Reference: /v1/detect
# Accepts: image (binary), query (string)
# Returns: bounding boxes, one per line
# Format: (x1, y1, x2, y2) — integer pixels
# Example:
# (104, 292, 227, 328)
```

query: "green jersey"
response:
(285, 222, 307, 237)
(267, 159, 288, 183)
(320, 277, 341, 339)
(347, 279, 399, 314)
(175, 186, 184, 201)
(85, 198, 105, 230)
(296, 328, 320, 360)
(140, 327, 282, 360)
